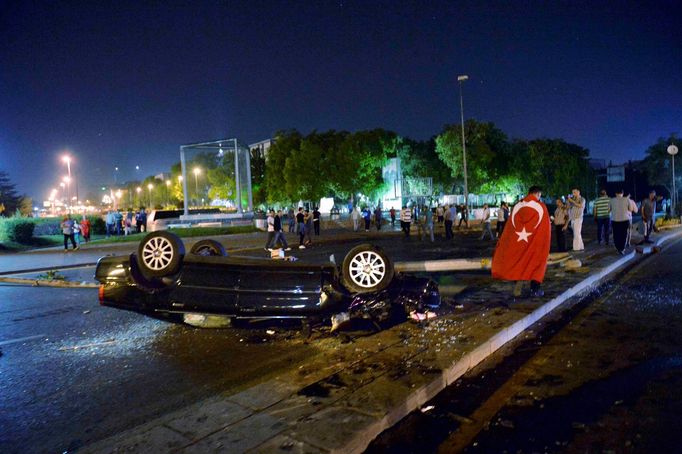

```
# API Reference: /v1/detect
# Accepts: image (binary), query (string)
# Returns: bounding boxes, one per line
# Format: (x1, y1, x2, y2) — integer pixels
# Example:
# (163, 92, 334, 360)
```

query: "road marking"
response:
(0, 334, 45, 346)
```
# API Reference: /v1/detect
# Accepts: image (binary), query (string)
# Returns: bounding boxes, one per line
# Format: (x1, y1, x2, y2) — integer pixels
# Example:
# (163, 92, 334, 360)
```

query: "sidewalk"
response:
(81, 226, 682, 453)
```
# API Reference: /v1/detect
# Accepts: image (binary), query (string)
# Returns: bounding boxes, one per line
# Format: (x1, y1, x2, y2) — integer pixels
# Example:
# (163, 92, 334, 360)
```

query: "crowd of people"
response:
(265, 207, 321, 250)
(59, 214, 90, 251)
(104, 208, 147, 237)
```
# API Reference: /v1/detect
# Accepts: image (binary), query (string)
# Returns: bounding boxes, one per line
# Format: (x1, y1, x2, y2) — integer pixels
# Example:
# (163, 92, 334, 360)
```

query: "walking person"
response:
(400, 205, 412, 238)
(553, 199, 569, 252)
(125, 211, 133, 236)
(61, 215, 78, 251)
(73, 220, 82, 246)
(496, 202, 509, 238)
(492, 186, 551, 298)
(114, 209, 123, 236)
(264, 210, 276, 250)
(296, 207, 306, 248)
(567, 187, 585, 251)
(641, 190, 656, 244)
(436, 205, 444, 224)
(80, 215, 91, 243)
(362, 207, 371, 232)
(389, 207, 396, 227)
(625, 193, 638, 247)
(418, 206, 435, 242)
(312, 207, 321, 235)
(351, 206, 361, 232)
(274, 210, 291, 250)
(374, 206, 382, 231)
(479, 204, 494, 240)
(610, 189, 634, 255)
(593, 189, 611, 246)
(457, 204, 469, 229)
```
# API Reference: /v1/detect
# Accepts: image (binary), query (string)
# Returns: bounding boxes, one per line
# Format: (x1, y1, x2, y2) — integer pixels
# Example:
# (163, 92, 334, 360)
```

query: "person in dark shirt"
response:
(273, 210, 290, 250)
(312, 207, 321, 235)
(296, 208, 306, 248)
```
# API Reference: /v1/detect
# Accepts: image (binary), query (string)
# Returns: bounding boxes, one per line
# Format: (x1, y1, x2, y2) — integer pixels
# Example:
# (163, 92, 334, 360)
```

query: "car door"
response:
(169, 259, 239, 314)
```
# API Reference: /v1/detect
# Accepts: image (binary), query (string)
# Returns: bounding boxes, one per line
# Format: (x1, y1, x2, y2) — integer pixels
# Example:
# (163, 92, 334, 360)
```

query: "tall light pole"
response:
(193, 167, 201, 205)
(457, 75, 470, 210)
(668, 144, 678, 216)
(147, 183, 154, 208)
(63, 176, 71, 211)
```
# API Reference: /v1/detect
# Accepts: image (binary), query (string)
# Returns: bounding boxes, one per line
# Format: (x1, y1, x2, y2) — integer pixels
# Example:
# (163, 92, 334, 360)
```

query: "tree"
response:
(515, 138, 594, 199)
(435, 120, 513, 194)
(0, 171, 22, 216)
(397, 137, 453, 195)
(641, 134, 679, 202)
(265, 130, 302, 205)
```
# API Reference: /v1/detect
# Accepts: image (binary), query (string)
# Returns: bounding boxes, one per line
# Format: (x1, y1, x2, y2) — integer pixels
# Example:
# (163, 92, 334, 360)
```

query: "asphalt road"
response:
(0, 283, 321, 453)
(368, 235, 682, 453)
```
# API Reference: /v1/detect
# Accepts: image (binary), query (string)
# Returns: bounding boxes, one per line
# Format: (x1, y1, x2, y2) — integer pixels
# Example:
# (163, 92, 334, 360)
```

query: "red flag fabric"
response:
(492, 194, 551, 283)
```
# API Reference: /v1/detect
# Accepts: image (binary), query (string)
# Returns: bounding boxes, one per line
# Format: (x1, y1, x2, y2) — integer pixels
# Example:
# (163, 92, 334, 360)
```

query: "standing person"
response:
(479, 204, 494, 240)
(496, 202, 509, 237)
(138, 208, 147, 233)
(458, 204, 469, 229)
(304, 209, 314, 245)
(641, 190, 657, 244)
(362, 207, 371, 232)
(374, 206, 382, 231)
(400, 205, 412, 238)
(351, 206, 361, 232)
(80, 215, 91, 243)
(73, 219, 82, 246)
(125, 211, 133, 236)
(553, 199, 569, 252)
(389, 207, 396, 227)
(625, 193, 638, 247)
(288, 207, 296, 233)
(418, 206, 434, 242)
(610, 189, 634, 255)
(274, 210, 291, 250)
(567, 187, 585, 251)
(492, 186, 551, 298)
(593, 189, 611, 246)
(296, 207, 306, 248)
(114, 209, 123, 236)
(444, 204, 454, 239)
(105, 210, 115, 238)
(436, 205, 444, 225)
(312, 207, 321, 236)
(264, 210, 276, 250)
(61, 215, 78, 251)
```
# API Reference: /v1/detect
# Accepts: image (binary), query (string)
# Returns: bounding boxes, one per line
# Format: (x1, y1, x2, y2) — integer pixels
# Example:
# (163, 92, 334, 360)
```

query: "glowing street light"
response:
(62, 155, 72, 178)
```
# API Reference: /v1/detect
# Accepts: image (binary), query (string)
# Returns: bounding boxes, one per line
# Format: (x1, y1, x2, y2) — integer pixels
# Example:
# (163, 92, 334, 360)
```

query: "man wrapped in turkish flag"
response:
(492, 186, 551, 290)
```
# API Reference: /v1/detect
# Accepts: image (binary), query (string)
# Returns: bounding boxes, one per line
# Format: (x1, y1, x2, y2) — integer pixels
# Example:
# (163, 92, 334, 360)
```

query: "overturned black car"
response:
(95, 232, 440, 331)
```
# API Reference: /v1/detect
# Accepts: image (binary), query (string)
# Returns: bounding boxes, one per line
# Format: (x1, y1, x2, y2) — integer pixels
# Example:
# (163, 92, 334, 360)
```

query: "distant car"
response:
(147, 208, 222, 231)
(95, 232, 440, 331)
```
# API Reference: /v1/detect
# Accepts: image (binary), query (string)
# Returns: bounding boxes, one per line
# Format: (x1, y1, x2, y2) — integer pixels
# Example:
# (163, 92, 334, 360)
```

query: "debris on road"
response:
(59, 339, 116, 351)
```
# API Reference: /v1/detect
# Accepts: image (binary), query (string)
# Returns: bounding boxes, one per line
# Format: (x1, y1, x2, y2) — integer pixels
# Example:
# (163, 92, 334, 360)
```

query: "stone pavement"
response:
(80, 225, 682, 453)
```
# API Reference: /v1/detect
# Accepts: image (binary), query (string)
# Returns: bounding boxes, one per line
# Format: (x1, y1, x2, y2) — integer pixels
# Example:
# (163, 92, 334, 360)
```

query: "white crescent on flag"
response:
(510, 200, 544, 230)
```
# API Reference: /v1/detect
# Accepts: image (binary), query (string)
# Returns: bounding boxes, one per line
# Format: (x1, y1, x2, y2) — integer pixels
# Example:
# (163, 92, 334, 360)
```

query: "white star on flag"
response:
(515, 227, 533, 242)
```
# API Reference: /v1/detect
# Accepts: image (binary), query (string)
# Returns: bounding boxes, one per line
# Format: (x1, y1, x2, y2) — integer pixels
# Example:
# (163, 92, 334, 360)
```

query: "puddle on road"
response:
(468, 355, 682, 453)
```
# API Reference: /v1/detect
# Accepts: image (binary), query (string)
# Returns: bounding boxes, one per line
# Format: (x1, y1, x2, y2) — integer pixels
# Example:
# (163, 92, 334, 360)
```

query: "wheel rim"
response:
(348, 250, 386, 288)
(141, 236, 174, 270)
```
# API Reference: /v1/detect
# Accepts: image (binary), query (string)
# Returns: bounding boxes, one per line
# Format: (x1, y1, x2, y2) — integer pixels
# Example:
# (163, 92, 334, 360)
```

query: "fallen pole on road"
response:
(395, 252, 571, 273)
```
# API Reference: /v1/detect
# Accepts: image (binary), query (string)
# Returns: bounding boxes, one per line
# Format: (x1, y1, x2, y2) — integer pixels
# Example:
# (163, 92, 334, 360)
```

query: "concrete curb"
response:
(0, 276, 99, 288)
(83, 228, 682, 454)
(0, 262, 99, 277)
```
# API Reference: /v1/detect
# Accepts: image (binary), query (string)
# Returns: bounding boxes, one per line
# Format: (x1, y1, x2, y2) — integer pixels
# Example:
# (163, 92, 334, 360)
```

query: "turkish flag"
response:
(492, 194, 551, 283)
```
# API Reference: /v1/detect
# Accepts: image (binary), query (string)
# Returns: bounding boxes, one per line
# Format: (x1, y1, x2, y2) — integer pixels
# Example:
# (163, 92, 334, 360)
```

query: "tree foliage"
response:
(640, 134, 679, 198)
(0, 171, 22, 216)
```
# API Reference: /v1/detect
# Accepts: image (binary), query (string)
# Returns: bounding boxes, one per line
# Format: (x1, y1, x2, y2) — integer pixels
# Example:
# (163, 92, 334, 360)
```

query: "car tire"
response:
(136, 231, 185, 277)
(190, 239, 227, 257)
(341, 244, 394, 294)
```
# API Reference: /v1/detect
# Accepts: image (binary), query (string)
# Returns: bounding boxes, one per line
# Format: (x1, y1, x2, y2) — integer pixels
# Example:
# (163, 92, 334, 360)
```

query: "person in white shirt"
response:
(567, 187, 585, 251)
(350, 206, 361, 232)
(264, 210, 275, 250)
(479, 204, 493, 240)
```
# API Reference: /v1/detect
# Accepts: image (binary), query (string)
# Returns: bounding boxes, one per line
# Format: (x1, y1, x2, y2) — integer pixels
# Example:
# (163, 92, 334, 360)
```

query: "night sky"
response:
(1, 1, 681, 201)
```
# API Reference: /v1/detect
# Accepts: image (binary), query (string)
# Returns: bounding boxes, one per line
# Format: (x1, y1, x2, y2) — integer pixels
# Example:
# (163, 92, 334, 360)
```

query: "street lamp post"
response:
(193, 168, 201, 205)
(63, 176, 71, 211)
(457, 75, 470, 211)
(668, 144, 678, 215)
(147, 183, 154, 208)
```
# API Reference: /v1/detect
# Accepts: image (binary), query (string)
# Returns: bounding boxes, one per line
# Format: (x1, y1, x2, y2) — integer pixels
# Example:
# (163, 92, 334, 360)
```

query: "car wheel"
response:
(136, 231, 185, 277)
(341, 244, 394, 294)
(190, 239, 227, 257)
